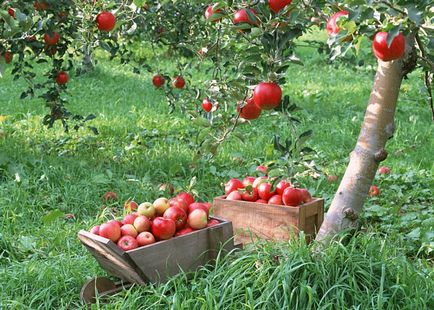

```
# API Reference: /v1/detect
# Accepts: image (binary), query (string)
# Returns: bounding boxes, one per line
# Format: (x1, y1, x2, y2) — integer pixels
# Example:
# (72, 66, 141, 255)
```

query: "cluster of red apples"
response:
(327, 11, 405, 62)
(224, 174, 313, 207)
(3, 4, 117, 85)
(89, 192, 218, 251)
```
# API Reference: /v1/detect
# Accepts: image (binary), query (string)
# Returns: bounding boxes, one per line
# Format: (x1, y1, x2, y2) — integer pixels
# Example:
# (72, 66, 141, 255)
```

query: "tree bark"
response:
(315, 58, 405, 243)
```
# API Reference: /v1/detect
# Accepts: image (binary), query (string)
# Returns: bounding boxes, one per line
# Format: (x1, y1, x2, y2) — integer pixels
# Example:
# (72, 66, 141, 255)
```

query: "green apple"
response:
(153, 197, 170, 215)
(137, 202, 156, 218)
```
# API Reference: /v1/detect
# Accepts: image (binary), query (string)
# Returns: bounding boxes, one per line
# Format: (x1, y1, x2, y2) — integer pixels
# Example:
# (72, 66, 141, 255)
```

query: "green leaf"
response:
(386, 26, 401, 48)
(42, 210, 65, 225)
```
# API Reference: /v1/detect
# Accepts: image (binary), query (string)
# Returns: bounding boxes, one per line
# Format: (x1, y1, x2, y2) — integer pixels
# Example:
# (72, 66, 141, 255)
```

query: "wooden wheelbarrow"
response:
(78, 217, 237, 304)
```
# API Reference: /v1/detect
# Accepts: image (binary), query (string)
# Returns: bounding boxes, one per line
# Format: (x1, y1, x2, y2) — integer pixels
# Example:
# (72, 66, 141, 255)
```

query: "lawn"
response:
(0, 33, 433, 308)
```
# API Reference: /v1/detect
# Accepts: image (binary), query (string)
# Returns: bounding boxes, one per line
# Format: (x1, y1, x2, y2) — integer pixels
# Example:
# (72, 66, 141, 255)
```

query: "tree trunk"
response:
(315, 58, 405, 243)
(82, 44, 94, 72)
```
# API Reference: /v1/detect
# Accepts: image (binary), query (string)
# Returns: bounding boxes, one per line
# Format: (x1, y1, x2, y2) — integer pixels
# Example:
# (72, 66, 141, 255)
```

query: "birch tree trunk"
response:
(315, 57, 407, 243)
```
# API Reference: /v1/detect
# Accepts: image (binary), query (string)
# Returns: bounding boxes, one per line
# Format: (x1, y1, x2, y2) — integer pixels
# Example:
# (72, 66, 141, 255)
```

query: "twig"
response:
(415, 32, 434, 121)
(380, 1, 407, 16)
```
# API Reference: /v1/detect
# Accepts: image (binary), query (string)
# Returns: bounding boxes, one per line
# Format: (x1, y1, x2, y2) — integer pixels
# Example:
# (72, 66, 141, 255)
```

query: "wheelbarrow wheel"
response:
(80, 276, 119, 304)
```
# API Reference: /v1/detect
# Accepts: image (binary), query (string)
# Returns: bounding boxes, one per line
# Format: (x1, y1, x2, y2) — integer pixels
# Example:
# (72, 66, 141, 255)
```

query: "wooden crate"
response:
(78, 216, 235, 284)
(213, 196, 324, 244)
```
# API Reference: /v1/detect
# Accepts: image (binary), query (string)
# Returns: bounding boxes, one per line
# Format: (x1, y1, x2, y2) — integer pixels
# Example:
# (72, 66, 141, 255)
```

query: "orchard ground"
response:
(0, 31, 433, 308)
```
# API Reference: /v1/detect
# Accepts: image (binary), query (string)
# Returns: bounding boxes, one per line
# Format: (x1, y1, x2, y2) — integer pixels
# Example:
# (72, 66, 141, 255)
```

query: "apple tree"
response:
(314, 0, 433, 243)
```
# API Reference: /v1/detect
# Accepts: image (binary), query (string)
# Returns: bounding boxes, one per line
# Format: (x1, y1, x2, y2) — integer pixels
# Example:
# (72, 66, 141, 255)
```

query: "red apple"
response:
(268, 194, 283, 205)
(253, 82, 282, 110)
(372, 32, 405, 62)
(120, 224, 138, 238)
(44, 32, 60, 46)
(378, 166, 391, 175)
(169, 198, 189, 214)
(176, 192, 195, 206)
(326, 11, 348, 37)
(55, 71, 68, 85)
(175, 227, 194, 236)
(237, 97, 262, 120)
(268, 0, 292, 14)
(242, 176, 256, 187)
(122, 214, 138, 225)
(117, 235, 138, 251)
(224, 178, 244, 195)
(96, 11, 116, 32)
(282, 187, 303, 206)
(158, 183, 174, 194)
(257, 183, 275, 201)
(188, 209, 208, 230)
(152, 217, 176, 240)
(202, 98, 213, 112)
(136, 231, 156, 246)
(202, 202, 212, 213)
(133, 215, 151, 233)
(90, 225, 100, 235)
(240, 187, 259, 202)
(102, 191, 118, 201)
(256, 165, 268, 174)
(299, 188, 312, 203)
(99, 222, 121, 242)
(207, 219, 220, 227)
(252, 176, 267, 189)
(3, 52, 13, 64)
(137, 202, 156, 218)
(233, 8, 259, 26)
(188, 203, 210, 217)
(124, 200, 138, 212)
(107, 220, 122, 228)
(327, 175, 338, 183)
(8, 8, 15, 18)
(275, 180, 292, 196)
(205, 5, 222, 22)
(34, 1, 49, 11)
(163, 206, 187, 231)
(153, 197, 170, 216)
(369, 185, 380, 197)
(172, 76, 185, 89)
(152, 75, 165, 88)
(226, 191, 242, 200)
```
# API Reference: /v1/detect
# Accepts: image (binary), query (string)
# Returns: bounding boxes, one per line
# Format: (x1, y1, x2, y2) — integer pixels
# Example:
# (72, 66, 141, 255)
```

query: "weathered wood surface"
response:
(78, 217, 235, 284)
(78, 230, 146, 284)
(213, 196, 324, 244)
(126, 218, 233, 283)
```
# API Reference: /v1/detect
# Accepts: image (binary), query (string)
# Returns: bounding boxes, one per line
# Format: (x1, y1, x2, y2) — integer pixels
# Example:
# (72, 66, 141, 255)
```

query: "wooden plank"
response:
(214, 196, 301, 244)
(213, 196, 324, 244)
(78, 230, 146, 284)
(125, 218, 234, 283)
(303, 199, 324, 217)
(316, 200, 324, 232)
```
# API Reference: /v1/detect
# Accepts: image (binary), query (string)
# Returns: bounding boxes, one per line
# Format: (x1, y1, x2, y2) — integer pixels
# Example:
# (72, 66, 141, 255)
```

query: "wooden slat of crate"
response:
(78, 217, 234, 284)
(78, 231, 146, 284)
(126, 219, 233, 283)
(213, 196, 324, 244)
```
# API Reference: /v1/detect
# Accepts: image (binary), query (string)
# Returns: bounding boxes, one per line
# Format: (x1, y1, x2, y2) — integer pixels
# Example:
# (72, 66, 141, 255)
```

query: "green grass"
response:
(0, 35, 433, 308)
